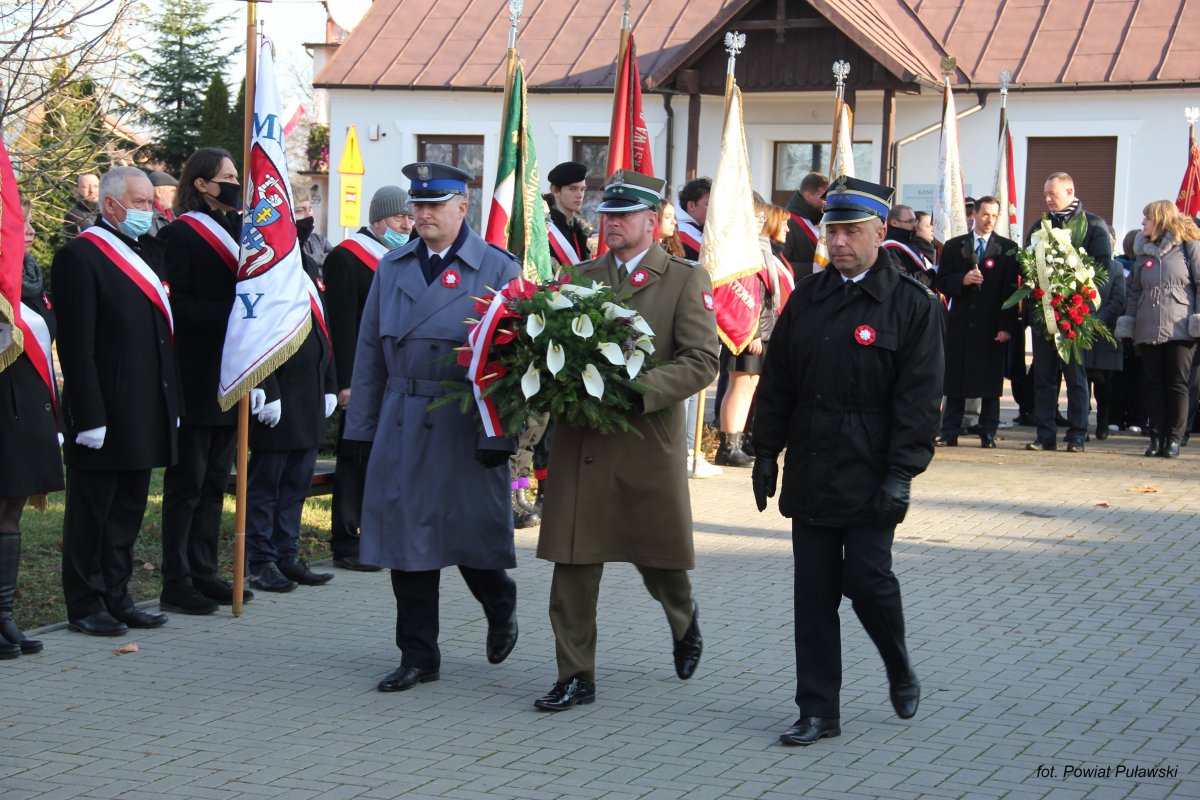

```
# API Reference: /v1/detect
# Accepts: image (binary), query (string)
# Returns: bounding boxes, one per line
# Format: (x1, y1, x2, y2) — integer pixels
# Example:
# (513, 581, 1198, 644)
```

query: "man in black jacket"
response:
(53, 167, 179, 636)
(544, 161, 591, 267)
(935, 196, 1020, 447)
(324, 185, 412, 571)
(752, 176, 944, 746)
(62, 172, 99, 240)
(1025, 172, 1112, 453)
(782, 172, 828, 278)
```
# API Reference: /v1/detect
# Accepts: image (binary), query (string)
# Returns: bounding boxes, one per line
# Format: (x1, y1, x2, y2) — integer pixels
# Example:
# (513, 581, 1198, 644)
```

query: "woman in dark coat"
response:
(0, 200, 63, 657)
(1085, 251, 1126, 440)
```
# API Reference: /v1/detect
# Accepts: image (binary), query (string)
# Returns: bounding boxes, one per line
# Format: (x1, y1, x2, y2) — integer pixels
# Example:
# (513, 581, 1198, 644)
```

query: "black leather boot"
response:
(1145, 438, 1161, 457)
(715, 432, 754, 468)
(0, 532, 40, 655)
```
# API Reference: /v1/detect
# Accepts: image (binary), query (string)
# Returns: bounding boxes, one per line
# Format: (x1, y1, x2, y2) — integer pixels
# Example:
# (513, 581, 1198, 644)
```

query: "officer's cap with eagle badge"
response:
(821, 175, 895, 225)
(596, 170, 666, 214)
(402, 162, 473, 204)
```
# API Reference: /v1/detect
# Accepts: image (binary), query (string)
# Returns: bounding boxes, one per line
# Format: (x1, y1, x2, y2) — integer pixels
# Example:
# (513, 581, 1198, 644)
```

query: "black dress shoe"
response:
(513, 507, 541, 529)
(1145, 438, 1162, 457)
(534, 676, 596, 711)
(486, 612, 518, 664)
(1013, 412, 1037, 426)
(935, 435, 958, 447)
(779, 716, 841, 746)
(249, 563, 297, 593)
(673, 601, 703, 680)
(278, 559, 333, 586)
(377, 664, 440, 692)
(159, 584, 218, 615)
(1065, 442, 1085, 453)
(1095, 428, 1109, 440)
(111, 606, 168, 629)
(194, 577, 254, 604)
(979, 435, 997, 448)
(1162, 441, 1181, 458)
(332, 556, 382, 572)
(888, 669, 921, 719)
(1025, 440, 1056, 451)
(67, 610, 128, 637)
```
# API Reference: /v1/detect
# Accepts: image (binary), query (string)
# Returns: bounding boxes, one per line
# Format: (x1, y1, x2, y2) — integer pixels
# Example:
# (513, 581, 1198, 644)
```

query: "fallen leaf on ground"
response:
(113, 642, 139, 655)
(1131, 486, 1158, 493)
(1095, 502, 1110, 508)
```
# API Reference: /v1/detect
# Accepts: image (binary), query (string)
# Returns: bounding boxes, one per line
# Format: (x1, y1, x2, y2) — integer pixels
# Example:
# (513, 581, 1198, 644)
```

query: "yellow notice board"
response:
(338, 125, 365, 226)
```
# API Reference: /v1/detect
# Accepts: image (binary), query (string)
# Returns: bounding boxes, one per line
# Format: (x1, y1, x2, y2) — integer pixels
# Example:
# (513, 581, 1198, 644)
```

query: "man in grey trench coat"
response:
(344, 163, 521, 693)
(533, 171, 720, 711)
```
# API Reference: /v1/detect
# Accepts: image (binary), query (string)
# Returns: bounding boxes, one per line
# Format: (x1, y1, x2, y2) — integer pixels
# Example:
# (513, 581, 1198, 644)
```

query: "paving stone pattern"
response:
(1, 431, 1197, 799)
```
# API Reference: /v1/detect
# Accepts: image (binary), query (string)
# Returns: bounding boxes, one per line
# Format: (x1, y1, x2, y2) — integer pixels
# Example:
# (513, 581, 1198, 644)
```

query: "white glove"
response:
(57, 432, 65, 447)
(324, 393, 337, 418)
(257, 399, 281, 428)
(249, 388, 267, 415)
(76, 426, 107, 449)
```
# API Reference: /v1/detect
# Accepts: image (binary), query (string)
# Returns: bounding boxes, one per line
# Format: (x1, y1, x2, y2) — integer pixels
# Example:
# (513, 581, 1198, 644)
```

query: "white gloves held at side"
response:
(257, 399, 281, 428)
(324, 393, 337, 419)
(76, 426, 107, 449)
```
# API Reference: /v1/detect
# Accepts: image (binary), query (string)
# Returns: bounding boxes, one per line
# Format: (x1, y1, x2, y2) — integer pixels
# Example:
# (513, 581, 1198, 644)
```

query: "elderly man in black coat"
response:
(781, 172, 828, 278)
(753, 176, 944, 746)
(935, 196, 1020, 447)
(53, 166, 179, 636)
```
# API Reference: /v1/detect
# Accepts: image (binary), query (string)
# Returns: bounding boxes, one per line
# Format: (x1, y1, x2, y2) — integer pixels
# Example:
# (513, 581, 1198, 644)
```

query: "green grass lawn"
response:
(15, 468, 333, 630)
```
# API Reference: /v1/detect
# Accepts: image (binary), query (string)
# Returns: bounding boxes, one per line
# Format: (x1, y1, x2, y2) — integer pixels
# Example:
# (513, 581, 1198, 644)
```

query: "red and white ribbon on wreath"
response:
(466, 288, 512, 438)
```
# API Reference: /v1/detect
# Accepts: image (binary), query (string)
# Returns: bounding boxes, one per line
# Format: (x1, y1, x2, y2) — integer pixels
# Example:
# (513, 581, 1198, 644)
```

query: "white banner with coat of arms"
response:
(218, 35, 315, 411)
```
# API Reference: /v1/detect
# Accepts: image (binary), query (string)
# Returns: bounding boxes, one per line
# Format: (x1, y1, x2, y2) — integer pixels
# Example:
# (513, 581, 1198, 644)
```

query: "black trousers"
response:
(1141, 340, 1197, 442)
(792, 521, 910, 719)
(1087, 370, 1116, 433)
(1032, 333, 1089, 445)
(941, 396, 1000, 438)
(390, 566, 516, 669)
(160, 424, 237, 587)
(330, 411, 370, 560)
(246, 448, 318, 569)
(1112, 343, 1146, 429)
(62, 467, 152, 618)
(1008, 328, 1033, 416)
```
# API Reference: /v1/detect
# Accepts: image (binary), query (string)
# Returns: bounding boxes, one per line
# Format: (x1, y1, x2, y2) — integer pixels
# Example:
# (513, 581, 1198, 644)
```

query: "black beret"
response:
(547, 161, 588, 187)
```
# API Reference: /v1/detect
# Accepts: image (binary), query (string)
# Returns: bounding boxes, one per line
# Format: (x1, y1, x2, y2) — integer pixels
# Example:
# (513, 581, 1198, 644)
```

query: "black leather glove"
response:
(475, 448, 511, 469)
(751, 452, 779, 512)
(876, 471, 912, 527)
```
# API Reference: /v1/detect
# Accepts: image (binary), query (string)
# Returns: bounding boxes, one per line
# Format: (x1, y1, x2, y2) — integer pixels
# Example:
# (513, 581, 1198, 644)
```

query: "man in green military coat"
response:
(534, 171, 720, 711)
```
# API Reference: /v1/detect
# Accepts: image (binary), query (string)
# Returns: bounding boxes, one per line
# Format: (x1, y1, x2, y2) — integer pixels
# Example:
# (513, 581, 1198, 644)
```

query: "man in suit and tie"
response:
(935, 196, 1020, 447)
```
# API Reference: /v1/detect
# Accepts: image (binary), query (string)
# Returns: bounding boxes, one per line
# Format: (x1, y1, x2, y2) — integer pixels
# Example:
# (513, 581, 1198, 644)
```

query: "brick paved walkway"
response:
(2, 427, 1197, 799)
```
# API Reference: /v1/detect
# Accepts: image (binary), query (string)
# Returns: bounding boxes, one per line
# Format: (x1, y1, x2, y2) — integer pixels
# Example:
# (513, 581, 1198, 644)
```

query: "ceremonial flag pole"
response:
(1177, 106, 1200, 218)
(484, 0, 553, 281)
(993, 69, 1019, 242)
(829, 62, 855, 180)
(598, 0, 654, 256)
(932, 57, 968, 244)
(695, 31, 762, 470)
(230, 0, 260, 616)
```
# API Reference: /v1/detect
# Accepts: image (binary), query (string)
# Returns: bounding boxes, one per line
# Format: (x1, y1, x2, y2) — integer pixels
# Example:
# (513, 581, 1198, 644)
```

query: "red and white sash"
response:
(883, 240, 934, 273)
(79, 227, 174, 336)
(676, 220, 703, 254)
(306, 277, 330, 354)
(17, 301, 56, 416)
(547, 221, 581, 266)
(180, 211, 239, 273)
(340, 232, 387, 271)
(790, 213, 819, 247)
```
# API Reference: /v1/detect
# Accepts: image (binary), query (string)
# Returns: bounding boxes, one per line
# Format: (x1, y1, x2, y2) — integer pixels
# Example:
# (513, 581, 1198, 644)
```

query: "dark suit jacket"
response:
(324, 227, 382, 392)
(1084, 260, 1126, 372)
(52, 219, 179, 471)
(935, 232, 1020, 397)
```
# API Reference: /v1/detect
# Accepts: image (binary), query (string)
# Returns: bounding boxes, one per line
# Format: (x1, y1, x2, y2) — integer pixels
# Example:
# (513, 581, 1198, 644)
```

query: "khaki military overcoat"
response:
(537, 244, 719, 569)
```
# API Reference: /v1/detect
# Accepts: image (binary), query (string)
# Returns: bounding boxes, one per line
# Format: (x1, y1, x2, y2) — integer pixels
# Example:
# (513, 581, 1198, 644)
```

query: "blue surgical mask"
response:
(382, 228, 409, 250)
(115, 200, 154, 238)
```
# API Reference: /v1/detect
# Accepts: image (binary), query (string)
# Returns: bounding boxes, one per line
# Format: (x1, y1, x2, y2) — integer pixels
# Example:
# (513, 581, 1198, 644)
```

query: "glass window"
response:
(417, 135, 486, 233)
(772, 141, 873, 206)
(572, 136, 608, 229)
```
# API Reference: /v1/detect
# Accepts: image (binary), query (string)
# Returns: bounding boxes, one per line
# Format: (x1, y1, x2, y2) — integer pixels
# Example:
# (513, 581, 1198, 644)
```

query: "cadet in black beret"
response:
(753, 174, 945, 746)
(544, 161, 591, 267)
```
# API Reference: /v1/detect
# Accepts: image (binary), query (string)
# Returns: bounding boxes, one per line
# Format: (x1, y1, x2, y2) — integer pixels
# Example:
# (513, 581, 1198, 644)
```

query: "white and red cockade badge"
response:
(1144, 259, 1154, 269)
(984, 258, 995, 269)
(854, 324, 876, 345)
(702, 291, 714, 311)
(315, 278, 326, 292)
(441, 269, 461, 288)
(630, 268, 649, 286)
(162, 282, 171, 297)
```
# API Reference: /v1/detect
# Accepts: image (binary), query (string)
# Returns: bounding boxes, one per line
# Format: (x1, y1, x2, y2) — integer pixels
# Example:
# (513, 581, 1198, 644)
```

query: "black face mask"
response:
(214, 181, 243, 211)
(295, 215, 315, 241)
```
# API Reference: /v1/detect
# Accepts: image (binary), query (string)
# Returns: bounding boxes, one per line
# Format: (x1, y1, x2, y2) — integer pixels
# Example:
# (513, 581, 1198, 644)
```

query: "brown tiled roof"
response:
(908, 0, 1200, 86)
(314, 0, 1200, 92)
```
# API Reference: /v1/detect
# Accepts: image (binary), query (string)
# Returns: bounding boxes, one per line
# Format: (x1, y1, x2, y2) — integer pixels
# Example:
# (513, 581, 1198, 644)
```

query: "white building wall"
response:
(323, 85, 1198, 245)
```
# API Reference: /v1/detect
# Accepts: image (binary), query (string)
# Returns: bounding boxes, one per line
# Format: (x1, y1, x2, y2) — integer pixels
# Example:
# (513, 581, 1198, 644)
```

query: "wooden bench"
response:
(224, 458, 337, 499)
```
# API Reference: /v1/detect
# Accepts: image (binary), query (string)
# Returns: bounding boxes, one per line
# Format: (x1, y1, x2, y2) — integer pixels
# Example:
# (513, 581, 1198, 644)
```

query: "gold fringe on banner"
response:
(0, 295, 23, 373)
(216, 315, 312, 412)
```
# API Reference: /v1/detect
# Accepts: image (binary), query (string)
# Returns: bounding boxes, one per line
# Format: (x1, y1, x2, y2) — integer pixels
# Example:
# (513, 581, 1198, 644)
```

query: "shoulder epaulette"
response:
(898, 271, 937, 298)
(670, 256, 699, 269)
(485, 242, 521, 263)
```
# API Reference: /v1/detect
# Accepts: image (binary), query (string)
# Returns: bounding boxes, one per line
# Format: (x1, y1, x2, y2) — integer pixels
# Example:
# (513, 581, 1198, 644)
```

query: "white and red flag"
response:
(932, 78, 968, 243)
(218, 36, 323, 410)
(994, 117, 1019, 242)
